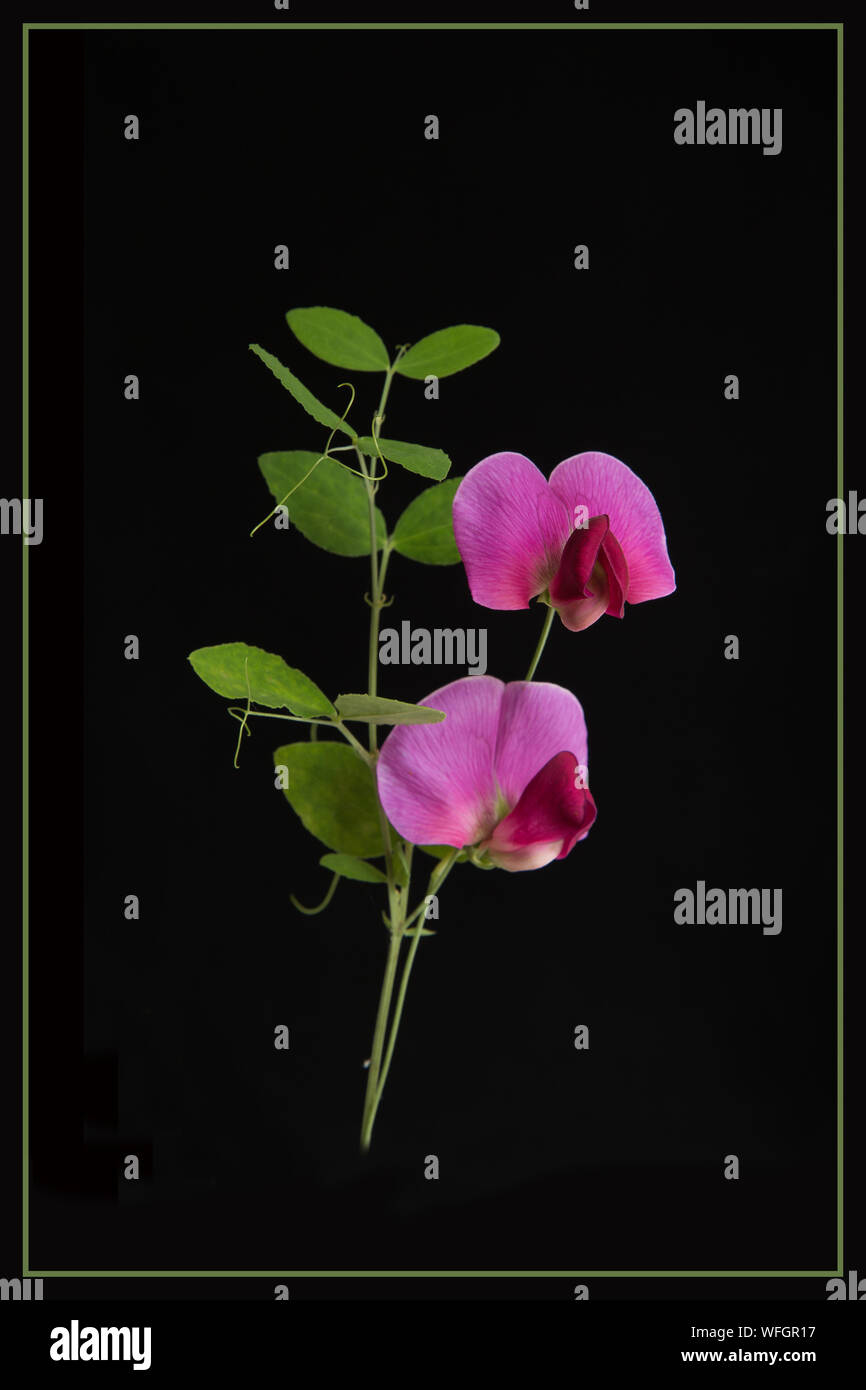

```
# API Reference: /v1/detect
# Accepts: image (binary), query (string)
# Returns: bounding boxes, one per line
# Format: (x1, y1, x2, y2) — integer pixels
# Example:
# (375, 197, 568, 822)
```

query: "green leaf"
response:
(274, 742, 385, 859)
(259, 451, 386, 557)
(319, 853, 387, 884)
(189, 643, 336, 718)
(391, 478, 463, 565)
(335, 694, 447, 725)
(356, 436, 451, 481)
(286, 307, 390, 372)
(249, 344, 357, 438)
(394, 325, 500, 380)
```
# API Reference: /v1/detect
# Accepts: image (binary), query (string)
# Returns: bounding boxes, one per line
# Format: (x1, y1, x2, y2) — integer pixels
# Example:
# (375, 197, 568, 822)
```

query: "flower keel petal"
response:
(493, 681, 590, 811)
(482, 751, 597, 872)
(549, 514, 612, 631)
(549, 452, 675, 604)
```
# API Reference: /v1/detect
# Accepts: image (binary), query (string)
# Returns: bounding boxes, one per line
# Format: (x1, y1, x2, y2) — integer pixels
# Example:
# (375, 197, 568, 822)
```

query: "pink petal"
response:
(548, 514, 612, 632)
(376, 676, 504, 848)
(453, 452, 571, 609)
(482, 751, 598, 872)
(492, 682, 589, 811)
(548, 452, 675, 604)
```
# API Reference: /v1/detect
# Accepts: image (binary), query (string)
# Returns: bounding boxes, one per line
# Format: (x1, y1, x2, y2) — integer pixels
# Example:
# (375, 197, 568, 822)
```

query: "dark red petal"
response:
(600, 529, 630, 617)
(549, 514, 608, 601)
(549, 515, 613, 632)
(483, 751, 597, 870)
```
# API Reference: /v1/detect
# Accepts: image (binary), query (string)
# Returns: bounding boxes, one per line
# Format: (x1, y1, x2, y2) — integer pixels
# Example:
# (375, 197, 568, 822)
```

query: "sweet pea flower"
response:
(452, 451, 675, 631)
(376, 676, 596, 873)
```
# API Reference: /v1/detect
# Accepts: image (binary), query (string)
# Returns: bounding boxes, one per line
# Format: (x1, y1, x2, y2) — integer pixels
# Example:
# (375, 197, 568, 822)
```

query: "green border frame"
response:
(22, 19, 845, 1278)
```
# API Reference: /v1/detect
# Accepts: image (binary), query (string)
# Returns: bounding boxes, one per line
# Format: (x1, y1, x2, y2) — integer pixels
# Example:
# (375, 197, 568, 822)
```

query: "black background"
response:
(17, 13, 852, 1287)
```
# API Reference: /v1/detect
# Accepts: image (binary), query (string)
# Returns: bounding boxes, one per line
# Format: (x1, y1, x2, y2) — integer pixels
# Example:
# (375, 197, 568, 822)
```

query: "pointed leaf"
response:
(391, 478, 463, 564)
(335, 694, 447, 725)
(286, 307, 390, 372)
(356, 436, 451, 481)
(259, 451, 386, 556)
(250, 344, 357, 438)
(274, 742, 384, 858)
(394, 325, 500, 380)
(189, 643, 336, 718)
(319, 853, 388, 884)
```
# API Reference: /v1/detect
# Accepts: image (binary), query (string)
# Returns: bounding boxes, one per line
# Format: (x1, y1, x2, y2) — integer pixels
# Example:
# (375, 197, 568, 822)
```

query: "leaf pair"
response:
(188, 642, 447, 726)
(188, 643, 449, 877)
(285, 306, 500, 379)
(259, 453, 462, 565)
(250, 344, 452, 482)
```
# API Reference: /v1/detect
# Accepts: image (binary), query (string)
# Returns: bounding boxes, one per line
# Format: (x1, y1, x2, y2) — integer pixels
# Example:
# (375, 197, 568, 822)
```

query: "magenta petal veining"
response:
(376, 677, 596, 872)
(453, 449, 675, 632)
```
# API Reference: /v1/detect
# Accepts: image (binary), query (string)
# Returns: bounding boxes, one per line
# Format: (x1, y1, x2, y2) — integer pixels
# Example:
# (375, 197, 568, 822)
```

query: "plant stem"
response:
(226, 706, 375, 763)
(355, 451, 395, 877)
(525, 604, 555, 680)
(333, 720, 373, 763)
(372, 346, 405, 449)
(357, 345, 416, 1153)
(365, 539, 392, 720)
(360, 915, 404, 1151)
(358, 351, 403, 749)
(359, 455, 383, 742)
(372, 849, 460, 1123)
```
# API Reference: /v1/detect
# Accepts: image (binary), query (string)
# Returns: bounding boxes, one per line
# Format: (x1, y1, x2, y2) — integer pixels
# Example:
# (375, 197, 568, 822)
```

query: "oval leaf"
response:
(250, 344, 357, 438)
(391, 478, 463, 564)
(274, 742, 384, 858)
(259, 451, 386, 557)
(319, 853, 387, 884)
(335, 694, 447, 725)
(189, 643, 335, 718)
(394, 325, 500, 380)
(286, 307, 390, 372)
(356, 436, 451, 481)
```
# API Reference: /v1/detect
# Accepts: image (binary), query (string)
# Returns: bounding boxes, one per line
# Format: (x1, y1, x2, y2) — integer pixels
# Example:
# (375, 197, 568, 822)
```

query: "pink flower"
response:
(453, 451, 675, 632)
(376, 676, 596, 873)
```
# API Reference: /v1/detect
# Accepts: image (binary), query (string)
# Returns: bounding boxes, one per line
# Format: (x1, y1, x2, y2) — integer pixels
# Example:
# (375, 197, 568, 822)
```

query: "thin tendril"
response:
(227, 657, 254, 767)
(249, 451, 331, 537)
(249, 381, 387, 537)
(290, 873, 340, 916)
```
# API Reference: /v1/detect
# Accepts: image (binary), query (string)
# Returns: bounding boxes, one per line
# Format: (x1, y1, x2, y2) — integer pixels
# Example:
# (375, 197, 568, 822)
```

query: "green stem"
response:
(226, 707, 373, 763)
(359, 455, 383, 736)
(333, 720, 373, 763)
(358, 345, 414, 1153)
(525, 604, 555, 680)
(372, 346, 405, 454)
(366, 540, 392, 717)
(227, 707, 328, 727)
(358, 350, 404, 751)
(355, 452, 395, 875)
(360, 920, 404, 1151)
(370, 849, 460, 1133)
